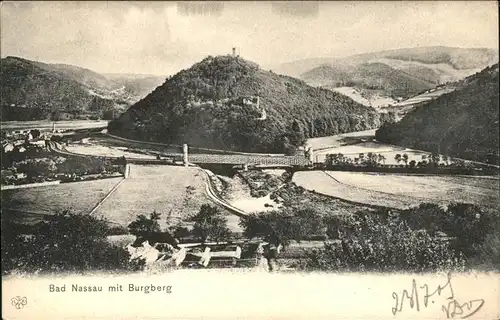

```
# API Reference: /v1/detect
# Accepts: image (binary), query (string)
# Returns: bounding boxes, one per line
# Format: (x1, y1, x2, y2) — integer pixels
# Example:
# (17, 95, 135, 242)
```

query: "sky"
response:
(1, 1, 498, 76)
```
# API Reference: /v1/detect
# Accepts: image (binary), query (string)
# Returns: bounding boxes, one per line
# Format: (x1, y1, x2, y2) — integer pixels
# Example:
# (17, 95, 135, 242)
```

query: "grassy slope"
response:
(1, 178, 122, 224)
(292, 171, 499, 209)
(92, 165, 246, 231)
(0, 57, 164, 121)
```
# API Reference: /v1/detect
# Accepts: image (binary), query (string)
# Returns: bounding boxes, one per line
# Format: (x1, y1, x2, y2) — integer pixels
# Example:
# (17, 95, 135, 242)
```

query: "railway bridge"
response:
(48, 141, 312, 168)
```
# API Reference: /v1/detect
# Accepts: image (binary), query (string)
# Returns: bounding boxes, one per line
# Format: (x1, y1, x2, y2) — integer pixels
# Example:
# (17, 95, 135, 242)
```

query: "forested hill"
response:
(375, 64, 499, 164)
(0, 56, 165, 121)
(277, 46, 498, 107)
(109, 55, 395, 153)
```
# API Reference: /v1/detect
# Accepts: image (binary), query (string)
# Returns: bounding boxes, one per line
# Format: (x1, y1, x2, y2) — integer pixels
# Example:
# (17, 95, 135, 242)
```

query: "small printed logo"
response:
(11, 296, 27, 309)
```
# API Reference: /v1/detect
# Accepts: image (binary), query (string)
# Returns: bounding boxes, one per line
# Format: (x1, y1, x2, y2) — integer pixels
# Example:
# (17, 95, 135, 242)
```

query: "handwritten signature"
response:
(391, 272, 485, 318)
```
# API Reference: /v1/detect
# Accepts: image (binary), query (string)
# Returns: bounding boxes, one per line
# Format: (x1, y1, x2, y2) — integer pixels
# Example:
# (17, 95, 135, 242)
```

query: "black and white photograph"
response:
(1, 1, 499, 319)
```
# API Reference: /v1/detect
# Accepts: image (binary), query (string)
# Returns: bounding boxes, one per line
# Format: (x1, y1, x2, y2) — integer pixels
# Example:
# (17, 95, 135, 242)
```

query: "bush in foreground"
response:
(1, 211, 138, 275)
(301, 221, 465, 273)
(190, 204, 232, 243)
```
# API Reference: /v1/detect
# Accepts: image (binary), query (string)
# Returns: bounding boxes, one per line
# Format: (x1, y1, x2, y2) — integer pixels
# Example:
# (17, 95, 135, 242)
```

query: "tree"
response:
(409, 160, 417, 168)
(401, 203, 447, 235)
(394, 154, 402, 164)
(430, 153, 441, 166)
(240, 208, 325, 247)
(402, 153, 409, 166)
(128, 211, 161, 237)
(303, 220, 464, 273)
(418, 160, 428, 168)
(442, 155, 450, 166)
(173, 226, 191, 243)
(293, 208, 327, 241)
(325, 153, 338, 166)
(364, 152, 378, 167)
(284, 119, 306, 153)
(30, 129, 41, 139)
(2, 211, 136, 273)
(443, 203, 491, 257)
(190, 204, 232, 243)
(377, 154, 386, 165)
(17, 159, 57, 180)
(324, 213, 359, 240)
(337, 153, 346, 165)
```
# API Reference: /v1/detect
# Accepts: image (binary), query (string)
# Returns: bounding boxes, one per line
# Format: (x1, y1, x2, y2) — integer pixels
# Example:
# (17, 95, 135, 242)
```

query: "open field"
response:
(292, 171, 499, 209)
(394, 87, 456, 107)
(331, 87, 397, 109)
(94, 165, 243, 232)
(308, 130, 473, 166)
(307, 129, 376, 151)
(1, 177, 122, 224)
(1, 120, 109, 132)
(314, 143, 432, 165)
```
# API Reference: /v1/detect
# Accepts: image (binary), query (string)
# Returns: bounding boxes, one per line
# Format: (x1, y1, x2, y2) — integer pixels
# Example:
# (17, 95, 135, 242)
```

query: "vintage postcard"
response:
(1, 1, 499, 319)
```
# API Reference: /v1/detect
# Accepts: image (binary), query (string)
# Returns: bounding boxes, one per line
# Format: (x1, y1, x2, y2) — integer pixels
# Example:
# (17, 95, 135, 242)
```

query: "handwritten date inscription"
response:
(392, 272, 485, 319)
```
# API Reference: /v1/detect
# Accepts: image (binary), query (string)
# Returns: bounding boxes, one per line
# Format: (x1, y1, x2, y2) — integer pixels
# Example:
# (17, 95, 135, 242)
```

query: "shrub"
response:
(128, 211, 161, 237)
(1, 211, 137, 274)
(443, 203, 497, 257)
(240, 208, 326, 247)
(173, 226, 191, 243)
(303, 221, 465, 273)
(472, 210, 500, 270)
(190, 204, 232, 243)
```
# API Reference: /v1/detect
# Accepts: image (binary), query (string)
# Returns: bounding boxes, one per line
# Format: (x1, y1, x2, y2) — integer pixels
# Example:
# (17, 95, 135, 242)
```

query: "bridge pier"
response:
(124, 164, 131, 178)
(183, 144, 189, 167)
(305, 146, 314, 165)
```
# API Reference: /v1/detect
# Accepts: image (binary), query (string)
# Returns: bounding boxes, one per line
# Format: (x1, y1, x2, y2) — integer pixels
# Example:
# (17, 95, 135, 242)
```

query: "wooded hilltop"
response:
(376, 64, 499, 164)
(109, 55, 395, 153)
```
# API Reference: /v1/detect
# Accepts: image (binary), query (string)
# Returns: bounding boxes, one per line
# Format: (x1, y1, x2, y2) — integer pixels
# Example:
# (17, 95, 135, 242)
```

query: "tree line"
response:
(3, 200, 498, 274)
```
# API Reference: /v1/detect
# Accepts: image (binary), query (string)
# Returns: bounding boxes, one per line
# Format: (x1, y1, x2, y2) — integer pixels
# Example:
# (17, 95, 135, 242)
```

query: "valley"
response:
(2, 47, 498, 276)
(2, 4, 500, 319)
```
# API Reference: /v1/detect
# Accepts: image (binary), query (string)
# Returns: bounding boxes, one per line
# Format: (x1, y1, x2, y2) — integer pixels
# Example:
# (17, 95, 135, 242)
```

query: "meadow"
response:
(307, 129, 376, 150)
(394, 87, 456, 107)
(292, 171, 499, 209)
(308, 129, 461, 165)
(1, 177, 122, 224)
(93, 165, 243, 232)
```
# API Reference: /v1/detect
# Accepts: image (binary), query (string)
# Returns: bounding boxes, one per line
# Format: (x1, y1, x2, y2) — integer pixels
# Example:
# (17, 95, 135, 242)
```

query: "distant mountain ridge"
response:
(375, 63, 499, 164)
(109, 55, 395, 153)
(275, 46, 498, 104)
(0, 56, 166, 121)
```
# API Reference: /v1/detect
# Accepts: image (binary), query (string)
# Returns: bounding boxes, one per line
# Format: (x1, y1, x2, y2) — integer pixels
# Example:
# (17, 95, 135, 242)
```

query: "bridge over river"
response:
(48, 141, 311, 167)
